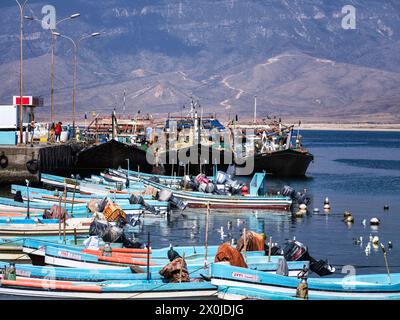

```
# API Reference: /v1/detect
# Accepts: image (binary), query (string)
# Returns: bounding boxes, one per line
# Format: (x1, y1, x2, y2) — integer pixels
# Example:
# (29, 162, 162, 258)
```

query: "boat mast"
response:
(253, 95, 257, 124)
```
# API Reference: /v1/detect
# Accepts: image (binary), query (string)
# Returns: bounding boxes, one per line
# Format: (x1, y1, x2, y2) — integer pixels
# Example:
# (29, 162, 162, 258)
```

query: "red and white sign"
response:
(13, 96, 43, 107)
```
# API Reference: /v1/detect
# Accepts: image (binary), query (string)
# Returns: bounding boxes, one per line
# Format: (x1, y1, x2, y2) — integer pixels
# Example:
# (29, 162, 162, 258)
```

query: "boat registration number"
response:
(231, 272, 259, 282)
(58, 250, 82, 261)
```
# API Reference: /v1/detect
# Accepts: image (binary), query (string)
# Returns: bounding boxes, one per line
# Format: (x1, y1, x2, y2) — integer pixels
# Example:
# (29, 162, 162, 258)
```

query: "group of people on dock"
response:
(48, 122, 63, 143)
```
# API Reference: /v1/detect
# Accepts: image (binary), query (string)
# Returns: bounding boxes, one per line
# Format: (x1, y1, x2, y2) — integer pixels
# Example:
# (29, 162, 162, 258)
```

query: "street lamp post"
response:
(53, 32, 100, 138)
(24, 13, 80, 124)
(16, 0, 29, 145)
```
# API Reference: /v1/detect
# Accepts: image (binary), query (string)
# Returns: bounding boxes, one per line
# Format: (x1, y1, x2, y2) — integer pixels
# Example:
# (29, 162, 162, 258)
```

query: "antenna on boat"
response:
(380, 243, 392, 284)
(25, 179, 30, 219)
(123, 89, 126, 114)
(204, 202, 210, 269)
(147, 232, 151, 281)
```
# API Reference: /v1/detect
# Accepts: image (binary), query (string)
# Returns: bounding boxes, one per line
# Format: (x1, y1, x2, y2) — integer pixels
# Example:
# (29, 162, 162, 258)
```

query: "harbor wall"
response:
(0, 145, 40, 184)
(0, 143, 85, 185)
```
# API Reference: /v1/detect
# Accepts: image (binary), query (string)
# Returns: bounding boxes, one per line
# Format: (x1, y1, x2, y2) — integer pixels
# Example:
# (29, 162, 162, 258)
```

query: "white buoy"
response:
(370, 218, 380, 226)
(299, 204, 307, 210)
(313, 208, 320, 213)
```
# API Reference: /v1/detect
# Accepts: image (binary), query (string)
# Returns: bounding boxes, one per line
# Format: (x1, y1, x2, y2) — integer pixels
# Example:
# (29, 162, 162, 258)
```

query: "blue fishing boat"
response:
(0, 278, 218, 299)
(0, 261, 208, 282)
(22, 238, 307, 275)
(211, 263, 400, 300)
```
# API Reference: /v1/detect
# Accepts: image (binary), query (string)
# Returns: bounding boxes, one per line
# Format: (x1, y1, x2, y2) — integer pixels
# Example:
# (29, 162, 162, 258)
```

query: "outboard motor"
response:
(98, 197, 109, 213)
(281, 186, 311, 206)
(283, 240, 335, 276)
(157, 189, 186, 211)
(281, 185, 296, 198)
(158, 189, 173, 202)
(169, 195, 187, 211)
(226, 165, 236, 179)
(216, 171, 228, 184)
(205, 183, 215, 194)
(130, 194, 160, 215)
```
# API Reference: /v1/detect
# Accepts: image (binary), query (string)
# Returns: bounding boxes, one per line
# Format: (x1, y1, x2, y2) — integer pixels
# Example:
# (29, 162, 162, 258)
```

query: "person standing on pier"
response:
(28, 120, 36, 146)
(55, 122, 62, 142)
(49, 123, 55, 143)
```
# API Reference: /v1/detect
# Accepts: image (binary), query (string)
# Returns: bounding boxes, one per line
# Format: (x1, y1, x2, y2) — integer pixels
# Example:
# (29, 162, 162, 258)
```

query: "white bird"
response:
(365, 242, 371, 256)
(218, 226, 227, 239)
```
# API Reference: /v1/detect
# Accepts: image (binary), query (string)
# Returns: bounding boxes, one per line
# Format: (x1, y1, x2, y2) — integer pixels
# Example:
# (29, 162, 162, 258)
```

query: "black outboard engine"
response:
(281, 186, 296, 198)
(283, 240, 335, 276)
(129, 194, 160, 215)
(98, 197, 109, 213)
(169, 195, 187, 211)
(265, 244, 283, 256)
(281, 186, 311, 206)
(158, 189, 187, 211)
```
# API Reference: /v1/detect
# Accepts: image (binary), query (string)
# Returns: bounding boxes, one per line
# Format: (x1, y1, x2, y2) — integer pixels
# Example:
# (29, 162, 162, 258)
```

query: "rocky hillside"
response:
(0, 0, 399, 123)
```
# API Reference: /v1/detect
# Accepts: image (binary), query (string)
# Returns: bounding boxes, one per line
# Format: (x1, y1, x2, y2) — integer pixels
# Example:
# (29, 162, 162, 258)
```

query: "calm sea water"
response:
(1, 130, 400, 277)
(138, 130, 400, 276)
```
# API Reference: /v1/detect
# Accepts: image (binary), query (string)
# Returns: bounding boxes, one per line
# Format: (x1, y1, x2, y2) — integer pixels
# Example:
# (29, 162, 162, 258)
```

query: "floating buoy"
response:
(372, 236, 379, 245)
(295, 210, 306, 217)
(362, 219, 366, 226)
(370, 218, 380, 226)
(323, 197, 331, 209)
(344, 214, 354, 223)
(313, 208, 319, 213)
(343, 211, 352, 218)
(384, 205, 389, 211)
(299, 204, 307, 211)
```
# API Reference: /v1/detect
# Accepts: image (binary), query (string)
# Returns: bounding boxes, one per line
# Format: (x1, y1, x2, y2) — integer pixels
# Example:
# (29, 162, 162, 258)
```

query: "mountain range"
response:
(0, 0, 399, 123)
